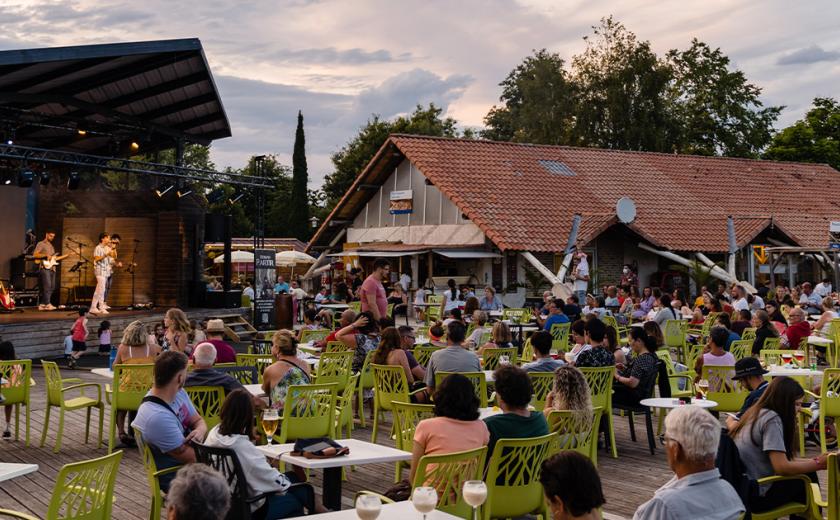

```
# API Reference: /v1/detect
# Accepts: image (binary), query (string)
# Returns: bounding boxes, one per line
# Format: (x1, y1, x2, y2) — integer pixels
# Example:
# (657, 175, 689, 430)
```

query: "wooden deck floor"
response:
(0, 367, 828, 519)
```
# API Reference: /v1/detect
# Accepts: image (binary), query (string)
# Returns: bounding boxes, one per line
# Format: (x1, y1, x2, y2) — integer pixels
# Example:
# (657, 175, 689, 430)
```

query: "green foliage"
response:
(764, 97, 840, 170)
(322, 103, 461, 206)
(669, 260, 716, 294)
(289, 111, 311, 240)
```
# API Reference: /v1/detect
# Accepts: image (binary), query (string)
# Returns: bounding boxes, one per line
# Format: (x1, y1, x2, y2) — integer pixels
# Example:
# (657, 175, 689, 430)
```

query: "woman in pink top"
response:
(410, 373, 489, 485)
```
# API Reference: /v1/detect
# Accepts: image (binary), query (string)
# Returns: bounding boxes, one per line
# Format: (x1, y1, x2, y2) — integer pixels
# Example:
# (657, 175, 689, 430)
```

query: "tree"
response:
(764, 97, 840, 170)
(288, 111, 310, 240)
(322, 104, 460, 206)
(666, 39, 782, 157)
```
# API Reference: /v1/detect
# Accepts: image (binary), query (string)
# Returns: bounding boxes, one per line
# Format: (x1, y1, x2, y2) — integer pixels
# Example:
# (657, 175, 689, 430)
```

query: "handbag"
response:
(291, 437, 350, 459)
(383, 478, 412, 502)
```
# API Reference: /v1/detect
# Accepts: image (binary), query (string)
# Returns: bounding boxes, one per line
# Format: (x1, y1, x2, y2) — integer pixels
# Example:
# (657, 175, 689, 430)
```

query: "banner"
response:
(389, 190, 413, 214)
(830, 221, 840, 250)
(253, 249, 276, 330)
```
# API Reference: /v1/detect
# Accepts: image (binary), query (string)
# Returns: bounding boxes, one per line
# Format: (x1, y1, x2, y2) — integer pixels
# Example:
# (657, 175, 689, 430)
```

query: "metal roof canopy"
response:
(0, 38, 231, 156)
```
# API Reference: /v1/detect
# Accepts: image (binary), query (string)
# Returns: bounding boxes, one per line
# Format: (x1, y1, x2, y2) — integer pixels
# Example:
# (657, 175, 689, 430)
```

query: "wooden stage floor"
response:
(0, 307, 161, 324)
(0, 367, 830, 519)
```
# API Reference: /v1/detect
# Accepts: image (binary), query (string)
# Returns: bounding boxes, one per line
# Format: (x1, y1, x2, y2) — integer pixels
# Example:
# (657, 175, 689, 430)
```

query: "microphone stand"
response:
(128, 240, 139, 309)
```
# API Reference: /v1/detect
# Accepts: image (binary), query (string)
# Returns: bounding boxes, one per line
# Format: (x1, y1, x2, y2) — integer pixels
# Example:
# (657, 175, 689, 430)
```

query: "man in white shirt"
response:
(242, 280, 255, 301)
(815, 278, 833, 298)
(731, 286, 749, 312)
(572, 251, 590, 306)
(799, 282, 822, 314)
(399, 271, 411, 292)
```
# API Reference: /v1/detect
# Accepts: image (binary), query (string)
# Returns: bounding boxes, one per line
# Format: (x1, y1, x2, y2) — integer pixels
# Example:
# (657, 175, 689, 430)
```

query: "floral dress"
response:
(268, 361, 311, 410)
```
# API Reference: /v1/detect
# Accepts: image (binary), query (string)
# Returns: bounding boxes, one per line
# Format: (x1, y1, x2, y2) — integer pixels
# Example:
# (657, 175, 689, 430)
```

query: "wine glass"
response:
(412, 486, 438, 520)
(356, 494, 381, 520)
(781, 353, 793, 366)
(793, 350, 806, 367)
(697, 379, 709, 398)
(463, 480, 487, 520)
(261, 409, 279, 445)
(499, 354, 510, 366)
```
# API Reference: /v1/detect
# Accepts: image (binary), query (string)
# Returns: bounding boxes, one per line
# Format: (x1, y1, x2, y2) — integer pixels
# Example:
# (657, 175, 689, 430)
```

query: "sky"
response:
(1, 0, 839, 189)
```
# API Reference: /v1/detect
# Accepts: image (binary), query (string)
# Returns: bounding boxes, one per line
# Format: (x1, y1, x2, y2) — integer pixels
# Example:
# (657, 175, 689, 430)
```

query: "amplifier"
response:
(13, 290, 38, 307)
(69, 285, 95, 305)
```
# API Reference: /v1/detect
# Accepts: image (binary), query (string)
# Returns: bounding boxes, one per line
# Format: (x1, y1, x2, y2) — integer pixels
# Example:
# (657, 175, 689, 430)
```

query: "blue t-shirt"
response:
(274, 282, 290, 294)
(736, 381, 769, 418)
(131, 389, 197, 490)
(724, 331, 740, 351)
(543, 313, 570, 332)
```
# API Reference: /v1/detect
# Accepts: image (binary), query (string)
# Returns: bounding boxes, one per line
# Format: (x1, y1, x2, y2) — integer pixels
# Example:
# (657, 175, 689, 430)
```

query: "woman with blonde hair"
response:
(262, 330, 311, 411)
(113, 320, 161, 446)
(811, 296, 838, 335)
(478, 321, 513, 355)
(542, 365, 593, 426)
(162, 308, 191, 353)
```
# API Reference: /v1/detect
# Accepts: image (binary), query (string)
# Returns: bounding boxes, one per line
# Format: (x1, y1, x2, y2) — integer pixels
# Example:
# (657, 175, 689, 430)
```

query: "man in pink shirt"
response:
(359, 258, 390, 322)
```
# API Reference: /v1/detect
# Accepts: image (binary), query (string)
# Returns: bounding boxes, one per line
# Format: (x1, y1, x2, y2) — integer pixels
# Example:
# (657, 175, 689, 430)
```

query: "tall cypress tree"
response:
(289, 110, 310, 240)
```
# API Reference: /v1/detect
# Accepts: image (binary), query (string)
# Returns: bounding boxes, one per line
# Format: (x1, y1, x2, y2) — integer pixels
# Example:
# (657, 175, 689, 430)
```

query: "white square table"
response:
(257, 438, 411, 510)
(303, 501, 462, 519)
(0, 463, 38, 482)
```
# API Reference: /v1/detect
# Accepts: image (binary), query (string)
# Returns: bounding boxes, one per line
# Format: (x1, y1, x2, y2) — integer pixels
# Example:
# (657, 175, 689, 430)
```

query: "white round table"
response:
(765, 367, 823, 378)
(640, 397, 718, 409)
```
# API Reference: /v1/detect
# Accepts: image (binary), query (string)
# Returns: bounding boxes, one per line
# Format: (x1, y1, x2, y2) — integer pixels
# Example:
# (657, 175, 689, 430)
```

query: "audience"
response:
(425, 322, 480, 393)
(781, 307, 810, 349)
(613, 327, 659, 407)
(465, 311, 490, 347)
(574, 319, 615, 368)
(161, 308, 191, 354)
(810, 296, 838, 335)
(536, 298, 570, 332)
(113, 320, 161, 446)
(540, 451, 605, 520)
(693, 327, 736, 381)
(479, 321, 513, 354)
(725, 357, 769, 430)
(484, 366, 549, 457)
(522, 331, 564, 372)
(166, 464, 230, 520)
(542, 366, 593, 426)
(371, 327, 422, 395)
(479, 286, 503, 311)
(653, 294, 680, 328)
(634, 406, 744, 519)
(185, 342, 245, 395)
(397, 325, 426, 381)
(262, 330, 311, 411)
(336, 311, 381, 372)
(318, 309, 356, 349)
(798, 282, 822, 314)
(731, 309, 752, 336)
(751, 310, 780, 356)
(131, 351, 207, 491)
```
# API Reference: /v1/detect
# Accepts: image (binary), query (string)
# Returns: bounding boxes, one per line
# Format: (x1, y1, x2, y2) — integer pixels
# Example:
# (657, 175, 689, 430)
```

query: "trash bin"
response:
(275, 293, 293, 330)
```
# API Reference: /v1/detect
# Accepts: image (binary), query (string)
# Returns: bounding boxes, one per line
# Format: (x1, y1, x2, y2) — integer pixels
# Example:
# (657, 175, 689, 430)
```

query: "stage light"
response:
(5, 139, 11, 145)
(67, 171, 80, 190)
(39, 172, 50, 186)
(177, 188, 192, 198)
(155, 184, 173, 197)
(3, 175, 10, 185)
(17, 169, 34, 188)
(130, 141, 140, 152)
(77, 129, 86, 136)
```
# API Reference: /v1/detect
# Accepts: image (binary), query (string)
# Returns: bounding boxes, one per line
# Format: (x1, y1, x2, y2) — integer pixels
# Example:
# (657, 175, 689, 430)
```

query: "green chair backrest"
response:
(372, 364, 411, 413)
(502, 308, 530, 322)
(426, 294, 444, 304)
(184, 386, 225, 431)
(664, 319, 688, 349)
(435, 371, 488, 407)
(235, 354, 274, 383)
(415, 326, 431, 338)
(683, 343, 704, 371)
(42, 361, 66, 406)
(325, 341, 350, 353)
(348, 301, 362, 313)
(601, 314, 620, 331)
(248, 340, 273, 355)
(47, 450, 123, 520)
(528, 372, 555, 411)
(828, 452, 840, 520)
(820, 369, 840, 418)
(655, 351, 684, 396)
(701, 313, 721, 337)
(300, 329, 331, 344)
(730, 340, 753, 361)
(547, 407, 604, 465)
(412, 446, 487, 519)
(336, 373, 360, 434)
(392, 401, 435, 452)
(478, 331, 493, 347)
(549, 323, 571, 353)
(215, 365, 259, 385)
(314, 351, 353, 392)
(483, 433, 555, 519)
(482, 347, 518, 371)
(466, 322, 476, 339)
(426, 305, 443, 322)
(413, 345, 443, 366)
(358, 349, 375, 391)
(0, 359, 31, 406)
(520, 338, 534, 363)
(579, 366, 613, 412)
(741, 328, 757, 341)
(112, 364, 155, 411)
(701, 364, 747, 413)
(278, 382, 337, 442)
(762, 337, 781, 350)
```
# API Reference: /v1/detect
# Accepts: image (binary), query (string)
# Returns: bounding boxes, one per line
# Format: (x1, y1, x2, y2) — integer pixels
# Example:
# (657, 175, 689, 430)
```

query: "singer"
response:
(90, 232, 113, 315)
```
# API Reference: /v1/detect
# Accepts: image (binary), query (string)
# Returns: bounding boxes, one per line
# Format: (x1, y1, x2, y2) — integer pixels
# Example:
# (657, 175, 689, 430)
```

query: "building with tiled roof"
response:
(309, 134, 840, 302)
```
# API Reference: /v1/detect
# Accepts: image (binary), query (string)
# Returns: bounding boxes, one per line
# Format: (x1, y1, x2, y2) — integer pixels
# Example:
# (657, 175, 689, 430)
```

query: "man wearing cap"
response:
(725, 357, 769, 430)
(204, 319, 237, 363)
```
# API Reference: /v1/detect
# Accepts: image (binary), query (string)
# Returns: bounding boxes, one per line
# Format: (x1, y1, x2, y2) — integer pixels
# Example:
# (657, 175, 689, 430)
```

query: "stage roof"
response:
(0, 38, 231, 156)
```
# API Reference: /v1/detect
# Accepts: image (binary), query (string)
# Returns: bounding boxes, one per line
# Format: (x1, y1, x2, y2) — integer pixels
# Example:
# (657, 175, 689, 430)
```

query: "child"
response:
(0, 341, 21, 438)
(98, 320, 112, 356)
(68, 309, 88, 369)
(63, 329, 74, 359)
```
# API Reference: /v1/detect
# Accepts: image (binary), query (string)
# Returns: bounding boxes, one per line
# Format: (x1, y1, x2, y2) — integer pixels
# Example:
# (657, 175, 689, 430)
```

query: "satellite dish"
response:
(616, 197, 637, 224)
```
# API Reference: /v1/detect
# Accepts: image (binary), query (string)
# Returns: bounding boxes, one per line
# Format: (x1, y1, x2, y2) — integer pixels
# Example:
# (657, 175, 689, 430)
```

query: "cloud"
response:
(777, 44, 840, 65)
(268, 47, 412, 65)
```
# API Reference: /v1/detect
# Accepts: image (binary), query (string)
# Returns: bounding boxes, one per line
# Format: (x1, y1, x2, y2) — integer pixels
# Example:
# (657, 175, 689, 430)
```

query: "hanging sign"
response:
(830, 222, 840, 250)
(389, 190, 413, 214)
(253, 249, 276, 330)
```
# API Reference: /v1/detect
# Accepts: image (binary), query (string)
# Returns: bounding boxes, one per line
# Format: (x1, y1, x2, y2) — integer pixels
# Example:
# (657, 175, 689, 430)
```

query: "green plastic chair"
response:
(549, 323, 571, 353)
(0, 450, 123, 520)
(519, 338, 534, 364)
(730, 340, 753, 361)
(502, 308, 530, 322)
(435, 371, 488, 407)
(579, 366, 616, 458)
(325, 341, 351, 352)
(370, 364, 425, 443)
(812, 452, 840, 520)
(107, 363, 154, 453)
(663, 319, 687, 361)
(392, 401, 435, 482)
(600, 315, 627, 341)
(335, 373, 360, 439)
(411, 446, 487, 520)
(312, 351, 353, 393)
(689, 312, 720, 342)
(701, 364, 747, 414)
(683, 343, 704, 372)
(412, 345, 443, 366)
(762, 337, 782, 350)
(481, 347, 518, 371)
(425, 305, 443, 325)
(348, 301, 362, 313)
(40, 361, 104, 453)
(654, 351, 693, 434)
(275, 382, 337, 444)
(528, 372, 554, 411)
(184, 385, 225, 431)
(741, 327, 757, 341)
(300, 328, 331, 344)
(482, 433, 555, 520)
(355, 350, 376, 428)
(234, 354, 274, 383)
(546, 407, 604, 466)
(0, 359, 32, 445)
(134, 428, 182, 520)
(751, 474, 819, 520)
(819, 369, 840, 453)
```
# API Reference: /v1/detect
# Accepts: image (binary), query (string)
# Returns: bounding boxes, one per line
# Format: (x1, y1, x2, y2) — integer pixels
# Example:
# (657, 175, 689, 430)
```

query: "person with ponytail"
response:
(612, 327, 660, 407)
(441, 278, 463, 316)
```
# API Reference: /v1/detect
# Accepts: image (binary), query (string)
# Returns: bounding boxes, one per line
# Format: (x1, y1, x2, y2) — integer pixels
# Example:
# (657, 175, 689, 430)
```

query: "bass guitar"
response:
(35, 253, 69, 270)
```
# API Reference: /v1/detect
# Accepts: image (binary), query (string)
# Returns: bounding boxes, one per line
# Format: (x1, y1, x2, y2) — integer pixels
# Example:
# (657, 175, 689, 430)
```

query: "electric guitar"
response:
(35, 253, 69, 270)
(0, 281, 14, 310)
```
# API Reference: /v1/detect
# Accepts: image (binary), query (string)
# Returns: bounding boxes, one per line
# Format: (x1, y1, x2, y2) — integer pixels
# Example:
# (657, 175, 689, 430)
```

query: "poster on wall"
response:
(830, 221, 840, 250)
(254, 249, 276, 330)
(389, 190, 413, 214)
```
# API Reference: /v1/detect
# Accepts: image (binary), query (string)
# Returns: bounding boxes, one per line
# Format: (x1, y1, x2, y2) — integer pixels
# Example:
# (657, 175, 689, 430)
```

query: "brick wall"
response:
(595, 228, 625, 288)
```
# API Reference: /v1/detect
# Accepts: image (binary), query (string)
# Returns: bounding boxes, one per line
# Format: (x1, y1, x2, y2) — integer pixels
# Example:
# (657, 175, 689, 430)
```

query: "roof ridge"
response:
(388, 134, 837, 170)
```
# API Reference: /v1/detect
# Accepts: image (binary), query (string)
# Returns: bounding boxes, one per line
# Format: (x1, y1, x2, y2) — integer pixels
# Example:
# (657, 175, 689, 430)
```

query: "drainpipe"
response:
(556, 214, 582, 282)
(521, 252, 560, 285)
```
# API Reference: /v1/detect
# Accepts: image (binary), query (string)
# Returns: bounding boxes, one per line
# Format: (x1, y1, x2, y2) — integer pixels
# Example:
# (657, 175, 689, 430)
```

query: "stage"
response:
(0, 307, 249, 360)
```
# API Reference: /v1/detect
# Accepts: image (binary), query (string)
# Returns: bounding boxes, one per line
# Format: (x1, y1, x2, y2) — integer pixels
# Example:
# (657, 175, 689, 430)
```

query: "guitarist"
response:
(33, 230, 63, 311)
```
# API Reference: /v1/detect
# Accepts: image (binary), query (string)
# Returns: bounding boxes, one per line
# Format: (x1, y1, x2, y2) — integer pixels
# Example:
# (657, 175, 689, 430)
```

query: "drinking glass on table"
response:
(794, 350, 806, 367)
(463, 480, 488, 520)
(499, 354, 510, 366)
(412, 486, 438, 520)
(697, 379, 709, 396)
(356, 494, 382, 520)
(261, 408, 279, 445)
(781, 352, 793, 366)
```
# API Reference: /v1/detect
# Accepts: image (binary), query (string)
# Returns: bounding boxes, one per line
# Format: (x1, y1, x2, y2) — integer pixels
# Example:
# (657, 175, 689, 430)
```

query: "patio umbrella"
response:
(213, 250, 254, 264)
(275, 250, 316, 266)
